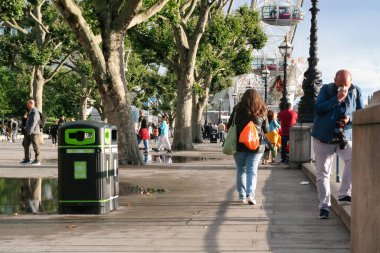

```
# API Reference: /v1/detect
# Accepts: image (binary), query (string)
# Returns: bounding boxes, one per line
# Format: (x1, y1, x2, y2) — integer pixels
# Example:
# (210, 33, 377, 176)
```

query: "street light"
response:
(278, 36, 293, 111)
(232, 92, 238, 106)
(298, 0, 322, 123)
(261, 67, 270, 104)
(218, 99, 223, 123)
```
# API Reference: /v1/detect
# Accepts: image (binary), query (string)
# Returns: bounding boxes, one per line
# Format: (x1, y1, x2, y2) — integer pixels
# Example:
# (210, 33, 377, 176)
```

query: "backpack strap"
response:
(351, 84, 357, 101)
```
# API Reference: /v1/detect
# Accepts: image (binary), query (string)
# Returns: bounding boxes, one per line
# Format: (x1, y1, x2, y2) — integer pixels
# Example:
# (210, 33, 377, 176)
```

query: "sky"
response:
(233, 0, 380, 103)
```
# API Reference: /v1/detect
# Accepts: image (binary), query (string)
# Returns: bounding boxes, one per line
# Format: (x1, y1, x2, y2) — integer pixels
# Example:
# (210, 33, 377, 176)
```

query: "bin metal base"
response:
(58, 198, 117, 214)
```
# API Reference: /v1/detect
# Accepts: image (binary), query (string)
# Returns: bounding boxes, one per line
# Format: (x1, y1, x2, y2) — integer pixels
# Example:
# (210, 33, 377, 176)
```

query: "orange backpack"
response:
(239, 121, 260, 150)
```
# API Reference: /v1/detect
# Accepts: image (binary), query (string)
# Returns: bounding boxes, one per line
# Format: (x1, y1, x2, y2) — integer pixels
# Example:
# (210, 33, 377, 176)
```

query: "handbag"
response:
(239, 121, 260, 150)
(222, 113, 237, 155)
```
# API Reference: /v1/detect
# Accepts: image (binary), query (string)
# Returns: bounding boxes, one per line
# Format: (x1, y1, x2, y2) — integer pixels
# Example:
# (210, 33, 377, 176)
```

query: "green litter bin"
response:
(58, 120, 118, 214)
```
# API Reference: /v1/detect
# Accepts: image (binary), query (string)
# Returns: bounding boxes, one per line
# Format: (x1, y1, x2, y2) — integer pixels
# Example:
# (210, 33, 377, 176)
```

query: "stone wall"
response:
(351, 90, 380, 253)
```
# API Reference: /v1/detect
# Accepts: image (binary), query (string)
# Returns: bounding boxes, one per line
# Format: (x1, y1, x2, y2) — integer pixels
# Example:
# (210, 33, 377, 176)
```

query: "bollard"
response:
(289, 123, 312, 169)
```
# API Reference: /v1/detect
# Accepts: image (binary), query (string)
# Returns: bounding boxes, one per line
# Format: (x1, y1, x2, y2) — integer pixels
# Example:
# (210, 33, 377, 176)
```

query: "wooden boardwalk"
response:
(0, 141, 350, 252)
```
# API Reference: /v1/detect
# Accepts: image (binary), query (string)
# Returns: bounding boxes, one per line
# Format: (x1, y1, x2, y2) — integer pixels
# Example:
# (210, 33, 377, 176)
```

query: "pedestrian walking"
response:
(227, 88, 268, 205)
(153, 125, 159, 143)
(311, 69, 363, 219)
(218, 121, 226, 143)
(20, 99, 42, 165)
(277, 102, 298, 164)
(58, 115, 67, 125)
(10, 118, 19, 143)
(156, 114, 171, 153)
(203, 123, 210, 140)
(263, 110, 281, 164)
(50, 121, 59, 147)
(6, 119, 12, 141)
(137, 111, 150, 153)
(1, 125, 7, 141)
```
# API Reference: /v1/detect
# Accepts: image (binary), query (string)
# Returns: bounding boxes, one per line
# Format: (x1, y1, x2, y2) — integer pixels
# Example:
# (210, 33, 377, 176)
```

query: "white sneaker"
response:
(247, 196, 256, 205)
(241, 198, 247, 204)
(30, 160, 41, 166)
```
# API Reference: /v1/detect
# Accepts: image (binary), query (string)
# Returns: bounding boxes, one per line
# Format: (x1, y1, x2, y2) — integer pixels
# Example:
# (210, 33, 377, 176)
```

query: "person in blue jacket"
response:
(311, 69, 363, 219)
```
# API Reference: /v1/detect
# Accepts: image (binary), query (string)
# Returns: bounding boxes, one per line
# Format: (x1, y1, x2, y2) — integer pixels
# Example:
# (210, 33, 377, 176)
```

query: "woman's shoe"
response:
(247, 196, 256, 205)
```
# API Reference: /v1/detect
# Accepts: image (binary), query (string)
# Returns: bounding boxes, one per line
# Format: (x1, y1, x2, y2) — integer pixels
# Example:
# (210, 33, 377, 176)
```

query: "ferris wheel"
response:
(249, 0, 306, 106)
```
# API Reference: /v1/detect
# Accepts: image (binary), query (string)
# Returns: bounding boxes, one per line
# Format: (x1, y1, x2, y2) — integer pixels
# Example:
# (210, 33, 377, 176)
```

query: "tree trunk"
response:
(32, 3, 47, 112)
(191, 94, 204, 143)
(99, 34, 143, 165)
(79, 96, 88, 120)
(192, 74, 212, 143)
(172, 65, 194, 150)
(171, 0, 214, 150)
(33, 66, 45, 112)
(29, 67, 35, 99)
(52, 0, 166, 165)
(79, 74, 88, 120)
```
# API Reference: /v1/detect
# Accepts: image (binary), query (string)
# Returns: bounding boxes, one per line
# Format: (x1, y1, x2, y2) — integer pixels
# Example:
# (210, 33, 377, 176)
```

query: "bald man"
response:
(311, 69, 363, 219)
(20, 99, 41, 165)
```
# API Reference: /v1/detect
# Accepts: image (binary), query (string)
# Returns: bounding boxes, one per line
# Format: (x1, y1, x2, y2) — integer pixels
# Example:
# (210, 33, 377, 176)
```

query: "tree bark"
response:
(191, 94, 204, 143)
(33, 66, 45, 112)
(100, 34, 144, 165)
(172, 65, 194, 150)
(79, 74, 88, 120)
(29, 67, 35, 99)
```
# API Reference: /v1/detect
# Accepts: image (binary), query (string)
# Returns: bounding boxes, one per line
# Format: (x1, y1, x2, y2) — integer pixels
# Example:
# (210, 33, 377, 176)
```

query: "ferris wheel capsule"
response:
(261, 2, 304, 26)
(252, 54, 288, 76)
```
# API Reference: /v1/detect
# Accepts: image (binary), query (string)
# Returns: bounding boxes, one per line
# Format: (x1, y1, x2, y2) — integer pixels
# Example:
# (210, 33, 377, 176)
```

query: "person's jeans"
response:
(313, 138, 352, 209)
(219, 132, 225, 142)
(233, 152, 263, 199)
(23, 134, 40, 161)
(138, 138, 149, 152)
(51, 135, 57, 145)
(12, 130, 17, 142)
(280, 135, 289, 163)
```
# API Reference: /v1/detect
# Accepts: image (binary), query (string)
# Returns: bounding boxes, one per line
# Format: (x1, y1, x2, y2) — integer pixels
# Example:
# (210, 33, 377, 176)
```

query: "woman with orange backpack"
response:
(227, 89, 268, 205)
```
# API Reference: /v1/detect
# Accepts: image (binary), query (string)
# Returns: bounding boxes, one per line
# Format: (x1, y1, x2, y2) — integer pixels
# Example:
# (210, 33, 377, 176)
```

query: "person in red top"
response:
(277, 102, 298, 164)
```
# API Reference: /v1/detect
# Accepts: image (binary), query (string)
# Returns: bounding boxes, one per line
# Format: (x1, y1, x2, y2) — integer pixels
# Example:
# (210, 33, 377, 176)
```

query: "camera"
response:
(331, 115, 347, 149)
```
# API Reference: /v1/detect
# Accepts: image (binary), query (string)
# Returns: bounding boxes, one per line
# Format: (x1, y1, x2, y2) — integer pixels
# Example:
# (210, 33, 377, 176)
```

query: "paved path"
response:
(0, 140, 350, 252)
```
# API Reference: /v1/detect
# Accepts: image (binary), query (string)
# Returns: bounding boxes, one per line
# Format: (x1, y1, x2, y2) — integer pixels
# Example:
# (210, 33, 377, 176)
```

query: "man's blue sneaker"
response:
(319, 208, 329, 219)
(20, 159, 31, 164)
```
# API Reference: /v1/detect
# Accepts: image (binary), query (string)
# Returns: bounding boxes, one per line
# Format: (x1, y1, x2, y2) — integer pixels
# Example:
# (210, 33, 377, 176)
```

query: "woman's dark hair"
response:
(267, 110, 274, 122)
(236, 88, 267, 117)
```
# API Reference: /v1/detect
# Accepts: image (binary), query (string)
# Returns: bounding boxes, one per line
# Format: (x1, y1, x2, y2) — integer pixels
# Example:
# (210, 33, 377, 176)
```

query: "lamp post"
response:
(278, 36, 293, 111)
(232, 92, 238, 106)
(218, 99, 223, 123)
(261, 67, 270, 104)
(298, 0, 322, 123)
